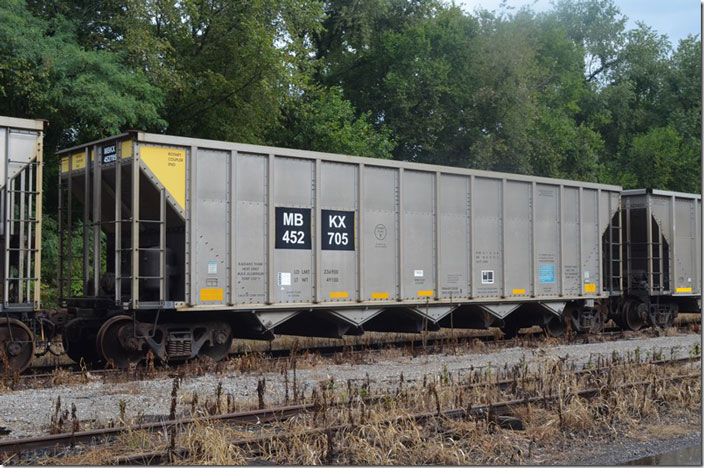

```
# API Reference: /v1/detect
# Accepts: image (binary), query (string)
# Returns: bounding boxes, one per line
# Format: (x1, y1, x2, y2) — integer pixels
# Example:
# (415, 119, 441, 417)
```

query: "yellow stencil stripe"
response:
(371, 292, 389, 299)
(329, 291, 349, 299)
(676, 287, 692, 293)
(418, 290, 434, 297)
(512, 288, 526, 294)
(200, 288, 223, 301)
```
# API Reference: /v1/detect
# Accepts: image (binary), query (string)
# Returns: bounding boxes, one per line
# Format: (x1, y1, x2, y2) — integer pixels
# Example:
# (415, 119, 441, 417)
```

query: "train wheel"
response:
(590, 310, 604, 333)
(0, 318, 35, 373)
(62, 318, 102, 365)
(621, 302, 646, 331)
(96, 315, 146, 368)
(199, 326, 232, 362)
(543, 315, 566, 338)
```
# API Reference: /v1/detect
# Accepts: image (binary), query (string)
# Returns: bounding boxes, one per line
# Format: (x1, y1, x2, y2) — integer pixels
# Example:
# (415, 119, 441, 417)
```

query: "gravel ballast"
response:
(0, 332, 700, 439)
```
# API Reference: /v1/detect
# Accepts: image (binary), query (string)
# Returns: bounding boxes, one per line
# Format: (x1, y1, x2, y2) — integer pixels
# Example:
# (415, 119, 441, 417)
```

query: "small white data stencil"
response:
(278, 272, 291, 286)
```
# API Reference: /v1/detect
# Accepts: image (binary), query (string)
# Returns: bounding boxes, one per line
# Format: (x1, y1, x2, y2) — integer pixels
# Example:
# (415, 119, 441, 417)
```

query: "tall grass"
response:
(28, 353, 701, 466)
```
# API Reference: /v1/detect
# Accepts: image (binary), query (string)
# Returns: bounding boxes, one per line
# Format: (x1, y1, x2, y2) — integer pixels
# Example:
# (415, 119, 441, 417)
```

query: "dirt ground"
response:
(539, 421, 701, 465)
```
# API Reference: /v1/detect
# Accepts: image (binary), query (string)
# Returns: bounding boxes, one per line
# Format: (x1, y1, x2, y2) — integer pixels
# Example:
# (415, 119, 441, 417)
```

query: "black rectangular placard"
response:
(322, 209, 354, 251)
(275, 207, 311, 249)
(102, 144, 117, 164)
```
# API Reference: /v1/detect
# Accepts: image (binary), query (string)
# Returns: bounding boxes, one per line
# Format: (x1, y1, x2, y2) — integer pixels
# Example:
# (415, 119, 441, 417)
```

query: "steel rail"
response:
(112, 372, 702, 465)
(16, 316, 699, 386)
(1, 355, 699, 462)
(0, 404, 311, 459)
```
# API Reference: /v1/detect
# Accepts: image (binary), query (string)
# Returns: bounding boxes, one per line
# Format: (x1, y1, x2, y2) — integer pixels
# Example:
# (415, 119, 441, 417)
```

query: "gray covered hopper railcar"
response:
(56, 131, 622, 365)
(614, 189, 701, 330)
(0, 116, 43, 372)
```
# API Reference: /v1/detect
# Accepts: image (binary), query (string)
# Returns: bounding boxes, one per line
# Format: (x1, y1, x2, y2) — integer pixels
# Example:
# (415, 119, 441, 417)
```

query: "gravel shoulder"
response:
(0, 332, 700, 439)
(550, 429, 702, 465)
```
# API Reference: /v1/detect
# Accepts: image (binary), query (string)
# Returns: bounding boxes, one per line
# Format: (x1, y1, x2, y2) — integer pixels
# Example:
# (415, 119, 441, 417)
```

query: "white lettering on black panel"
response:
(275, 207, 311, 249)
(102, 144, 117, 164)
(322, 209, 354, 251)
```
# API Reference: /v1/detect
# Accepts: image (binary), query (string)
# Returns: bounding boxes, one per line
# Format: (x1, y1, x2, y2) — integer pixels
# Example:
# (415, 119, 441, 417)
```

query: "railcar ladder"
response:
(649, 219, 666, 295)
(112, 142, 167, 309)
(57, 151, 84, 301)
(607, 209, 623, 293)
(3, 160, 40, 307)
(623, 203, 667, 296)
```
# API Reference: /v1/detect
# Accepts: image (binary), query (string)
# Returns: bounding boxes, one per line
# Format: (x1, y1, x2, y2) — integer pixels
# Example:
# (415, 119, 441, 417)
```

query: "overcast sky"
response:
(456, 0, 701, 47)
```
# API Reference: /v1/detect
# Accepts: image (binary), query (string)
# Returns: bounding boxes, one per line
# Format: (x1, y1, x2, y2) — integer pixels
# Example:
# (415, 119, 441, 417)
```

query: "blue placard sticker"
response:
(539, 264, 555, 283)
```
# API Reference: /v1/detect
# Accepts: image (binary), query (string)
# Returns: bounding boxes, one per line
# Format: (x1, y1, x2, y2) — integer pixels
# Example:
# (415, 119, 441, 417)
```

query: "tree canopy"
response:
(1, 0, 700, 193)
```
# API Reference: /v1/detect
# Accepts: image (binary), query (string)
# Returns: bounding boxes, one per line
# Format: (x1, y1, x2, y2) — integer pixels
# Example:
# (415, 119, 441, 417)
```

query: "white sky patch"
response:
(454, 0, 700, 45)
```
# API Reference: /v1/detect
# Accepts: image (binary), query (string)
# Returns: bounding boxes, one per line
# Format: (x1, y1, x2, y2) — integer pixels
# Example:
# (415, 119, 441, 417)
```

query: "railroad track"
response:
(113, 372, 701, 466)
(2, 327, 550, 388)
(4, 319, 699, 392)
(1, 354, 699, 463)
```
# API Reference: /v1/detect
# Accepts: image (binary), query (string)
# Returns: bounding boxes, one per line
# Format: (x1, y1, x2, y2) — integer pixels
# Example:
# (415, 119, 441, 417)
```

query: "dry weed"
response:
(24, 349, 701, 466)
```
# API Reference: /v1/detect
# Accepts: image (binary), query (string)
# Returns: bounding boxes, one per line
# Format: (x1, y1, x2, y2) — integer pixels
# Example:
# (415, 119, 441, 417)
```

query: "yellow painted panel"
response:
(676, 287, 692, 293)
(512, 288, 526, 294)
(61, 151, 91, 173)
(73, 151, 87, 170)
(584, 283, 596, 293)
(200, 288, 223, 301)
(329, 291, 349, 299)
(371, 292, 389, 299)
(121, 140, 133, 159)
(418, 290, 434, 297)
(140, 146, 186, 210)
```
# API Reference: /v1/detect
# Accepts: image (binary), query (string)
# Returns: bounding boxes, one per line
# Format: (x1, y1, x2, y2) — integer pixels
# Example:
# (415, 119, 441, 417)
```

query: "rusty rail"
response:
(113, 372, 702, 465)
(1, 355, 699, 463)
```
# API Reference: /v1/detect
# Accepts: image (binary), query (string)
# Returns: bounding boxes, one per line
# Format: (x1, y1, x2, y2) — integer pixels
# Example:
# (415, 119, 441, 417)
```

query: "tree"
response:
(104, 0, 327, 144)
(550, 0, 627, 84)
(620, 126, 696, 191)
(315, 0, 482, 164)
(0, 0, 167, 302)
(273, 86, 395, 158)
(0, 0, 165, 148)
(0, 0, 165, 216)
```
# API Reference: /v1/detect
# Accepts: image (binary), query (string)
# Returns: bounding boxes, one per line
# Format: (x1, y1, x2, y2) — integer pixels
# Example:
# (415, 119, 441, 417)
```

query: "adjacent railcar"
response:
(56, 131, 622, 366)
(0, 116, 43, 371)
(612, 189, 701, 330)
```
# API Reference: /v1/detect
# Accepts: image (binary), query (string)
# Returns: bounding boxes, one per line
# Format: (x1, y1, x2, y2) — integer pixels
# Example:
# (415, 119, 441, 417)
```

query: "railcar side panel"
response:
(472, 177, 503, 298)
(319, 161, 357, 303)
(674, 197, 697, 293)
(581, 189, 599, 295)
(562, 187, 580, 295)
(438, 174, 470, 299)
(402, 170, 435, 300)
(234, 152, 268, 304)
(273, 157, 314, 304)
(534, 184, 560, 296)
(362, 166, 398, 302)
(193, 149, 229, 305)
(504, 180, 532, 298)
